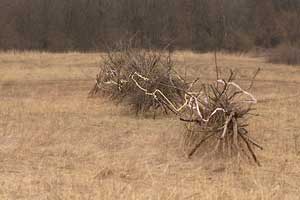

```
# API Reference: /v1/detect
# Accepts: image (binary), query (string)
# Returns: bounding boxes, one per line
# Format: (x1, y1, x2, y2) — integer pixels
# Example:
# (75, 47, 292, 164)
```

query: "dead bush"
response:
(132, 68, 262, 165)
(89, 40, 188, 115)
(180, 71, 262, 165)
(90, 41, 262, 164)
(268, 43, 300, 65)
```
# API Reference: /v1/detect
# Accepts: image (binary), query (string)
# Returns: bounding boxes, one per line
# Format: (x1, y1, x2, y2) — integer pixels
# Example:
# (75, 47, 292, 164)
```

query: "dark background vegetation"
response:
(0, 0, 300, 52)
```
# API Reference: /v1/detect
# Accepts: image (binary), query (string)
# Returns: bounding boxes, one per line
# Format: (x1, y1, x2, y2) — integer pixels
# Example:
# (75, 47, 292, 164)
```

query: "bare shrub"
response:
(180, 71, 262, 165)
(89, 40, 188, 115)
(132, 68, 262, 165)
(90, 40, 262, 164)
(268, 43, 300, 65)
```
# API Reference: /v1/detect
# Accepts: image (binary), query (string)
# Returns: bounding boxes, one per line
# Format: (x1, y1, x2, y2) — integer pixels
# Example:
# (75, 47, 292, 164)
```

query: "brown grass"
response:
(1, 51, 300, 199)
(268, 44, 300, 65)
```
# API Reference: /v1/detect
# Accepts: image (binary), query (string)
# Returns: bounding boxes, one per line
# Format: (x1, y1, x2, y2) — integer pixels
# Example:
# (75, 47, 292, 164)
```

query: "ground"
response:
(0, 51, 300, 200)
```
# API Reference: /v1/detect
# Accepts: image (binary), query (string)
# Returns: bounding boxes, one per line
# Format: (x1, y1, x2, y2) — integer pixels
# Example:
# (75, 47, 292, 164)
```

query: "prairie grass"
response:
(268, 44, 300, 65)
(0, 51, 300, 199)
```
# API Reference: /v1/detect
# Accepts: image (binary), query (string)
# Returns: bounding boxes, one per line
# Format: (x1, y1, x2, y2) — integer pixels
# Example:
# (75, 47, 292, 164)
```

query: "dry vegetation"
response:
(1, 51, 300, 199)
(89, 42, 188, 115)
(268, 44, 300, 65)
(92, 42, 263, 165)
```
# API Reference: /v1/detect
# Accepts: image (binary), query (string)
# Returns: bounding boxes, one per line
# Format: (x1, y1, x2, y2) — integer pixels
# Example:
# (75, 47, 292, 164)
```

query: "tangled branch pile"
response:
(130, 69, 262, 165)
(90, 41, 262, 164)
(180, 71, 262, 165)
(89, 41, 188, 114)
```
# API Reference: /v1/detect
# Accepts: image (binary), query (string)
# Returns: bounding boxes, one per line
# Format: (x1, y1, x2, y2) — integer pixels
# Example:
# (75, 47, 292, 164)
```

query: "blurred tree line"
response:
(0, 0, 299, 52)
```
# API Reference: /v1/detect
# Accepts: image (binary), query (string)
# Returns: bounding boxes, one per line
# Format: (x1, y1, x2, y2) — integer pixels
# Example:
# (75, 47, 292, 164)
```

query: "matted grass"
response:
(1, 51, 300, 199)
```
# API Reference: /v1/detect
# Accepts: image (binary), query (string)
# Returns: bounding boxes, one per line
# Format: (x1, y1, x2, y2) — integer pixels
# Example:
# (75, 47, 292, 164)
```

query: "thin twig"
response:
(188, 133, 215, 158)
(214, 50, 219, 80)
(248, 68, 261, 90)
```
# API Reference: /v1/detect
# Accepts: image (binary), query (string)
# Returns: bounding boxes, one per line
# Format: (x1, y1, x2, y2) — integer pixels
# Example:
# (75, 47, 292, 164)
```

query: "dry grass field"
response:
(1, 51, 300, 199)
